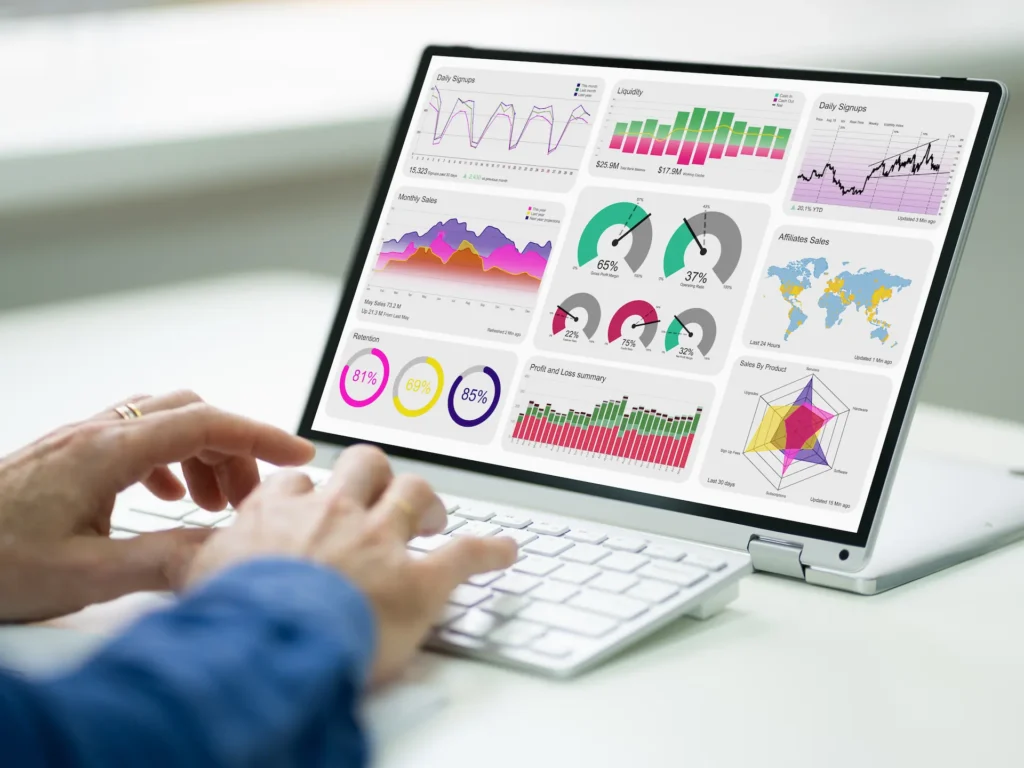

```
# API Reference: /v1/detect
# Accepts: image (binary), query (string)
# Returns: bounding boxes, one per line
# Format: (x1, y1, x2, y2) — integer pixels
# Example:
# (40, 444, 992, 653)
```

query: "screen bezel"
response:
(298, 45, 1004, 549)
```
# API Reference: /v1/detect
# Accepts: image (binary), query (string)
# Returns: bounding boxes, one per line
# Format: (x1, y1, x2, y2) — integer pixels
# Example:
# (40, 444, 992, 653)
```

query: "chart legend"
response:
(504, 359, 715, 480)
(593, 81, 803, 192)
(406, 68, 603, 192)
(789, 94, 975, 226)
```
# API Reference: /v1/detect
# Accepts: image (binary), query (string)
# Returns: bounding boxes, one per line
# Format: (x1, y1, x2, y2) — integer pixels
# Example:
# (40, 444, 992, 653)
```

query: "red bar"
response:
(523, 415, 539, 443)
(770, 148, 785, 160)
(708, 143, 726, 160)
(654, 426, 672, 465)
(725, 144, 741, 157)
(692, 142, 711, 165)
(572, 424, 586, 450)
(650, 139, 666, 156)
(622, 135, 639, 153)
(667, 434, 685, 468)
(609, 134, 624, 150)
(558, 420, 573, 448)
(680, 434, 696, 468)
(677, 140, 696, 165)
(599, 424, 617, 456)
(666, 138, 682, 156)
(512, 418, 523, 440)
(585, 424, 602, 454)
(741, 144, 755, 156)
(755, 146, 770, 157)
(538, 418, 553, 445)
(636, 136, 653, 155)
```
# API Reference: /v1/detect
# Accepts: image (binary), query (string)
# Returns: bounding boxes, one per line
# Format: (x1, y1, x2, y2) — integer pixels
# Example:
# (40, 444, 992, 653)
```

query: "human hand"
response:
(186, 445, 517, 684)
(0, 391, 314, 622)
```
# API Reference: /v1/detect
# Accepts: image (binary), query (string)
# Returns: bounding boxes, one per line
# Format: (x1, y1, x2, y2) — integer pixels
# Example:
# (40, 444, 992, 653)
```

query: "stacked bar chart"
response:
(510, 395, 703, 472)
(607, 108, 791, 166)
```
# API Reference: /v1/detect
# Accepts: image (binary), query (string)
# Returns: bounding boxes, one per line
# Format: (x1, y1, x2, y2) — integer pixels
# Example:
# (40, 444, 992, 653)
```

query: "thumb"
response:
(83, 528, 215, 602)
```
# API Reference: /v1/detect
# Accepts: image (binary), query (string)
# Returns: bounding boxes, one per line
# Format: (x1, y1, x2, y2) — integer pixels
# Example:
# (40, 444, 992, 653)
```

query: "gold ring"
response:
(114, 402, 143, 420)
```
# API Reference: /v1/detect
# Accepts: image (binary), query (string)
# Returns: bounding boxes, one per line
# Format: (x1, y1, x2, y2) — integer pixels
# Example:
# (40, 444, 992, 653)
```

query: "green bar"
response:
(655, 124, 670, 141)
(691, 409, 702, 435)
(684, 108, 706, 144)
(640, 411, 654, 436)
(541, 404, 551, 423)
(596, 401, 609, 427)
(730, 120, 747, 148)
(774, 127, 792, 152)
(758, 126, 777, 152)
(744, 127, 760, 150)
(670, 111, 689, 142)
(627, 120, 643, 138)
(713, 111, 734, 146)
(680, 417, 692, 440)
(613, 121, 629, 137)
(641, 118, 658, 140)
(700, 110, 720, 140)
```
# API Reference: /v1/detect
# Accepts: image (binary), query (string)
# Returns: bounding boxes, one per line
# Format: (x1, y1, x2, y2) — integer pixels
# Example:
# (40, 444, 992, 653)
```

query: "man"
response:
(0, 390, 516, 766)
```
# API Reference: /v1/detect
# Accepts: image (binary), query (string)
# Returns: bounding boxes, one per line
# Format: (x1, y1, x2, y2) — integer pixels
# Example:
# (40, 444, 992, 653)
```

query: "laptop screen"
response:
(303, 50, 1000, 547)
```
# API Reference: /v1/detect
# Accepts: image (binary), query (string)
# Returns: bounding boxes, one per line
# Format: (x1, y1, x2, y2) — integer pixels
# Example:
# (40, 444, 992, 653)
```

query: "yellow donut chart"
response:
(392, 355, 445, 418)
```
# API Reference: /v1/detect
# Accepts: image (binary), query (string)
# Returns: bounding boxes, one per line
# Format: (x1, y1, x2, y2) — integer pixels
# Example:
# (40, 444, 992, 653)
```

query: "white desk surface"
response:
(1, 272, 1022, 768)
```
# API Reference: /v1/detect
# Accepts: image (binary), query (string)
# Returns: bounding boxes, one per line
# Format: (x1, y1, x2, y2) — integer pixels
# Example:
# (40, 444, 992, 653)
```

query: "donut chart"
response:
(339, 347, 390, 407)
(392, 356, 444, 417)
(608, 300, 660, 347)
(447, 366, 502, 427)
(552, 292, 602, 339)
(666, 308, 718, 356)
(664, 211, 742, 282)
(578, 201, 652, 273)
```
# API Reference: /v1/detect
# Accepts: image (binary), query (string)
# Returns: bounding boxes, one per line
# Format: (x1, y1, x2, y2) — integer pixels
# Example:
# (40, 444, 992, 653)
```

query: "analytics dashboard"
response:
(311, 54, 992, 536)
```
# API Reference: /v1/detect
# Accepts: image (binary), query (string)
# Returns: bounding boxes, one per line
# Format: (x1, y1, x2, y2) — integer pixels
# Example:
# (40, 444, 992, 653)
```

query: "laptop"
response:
(115, 47, 1010, 676)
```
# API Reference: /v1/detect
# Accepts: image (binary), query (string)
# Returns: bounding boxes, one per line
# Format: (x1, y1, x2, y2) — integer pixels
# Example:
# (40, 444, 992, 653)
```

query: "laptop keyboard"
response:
(111, 469, 752, 676)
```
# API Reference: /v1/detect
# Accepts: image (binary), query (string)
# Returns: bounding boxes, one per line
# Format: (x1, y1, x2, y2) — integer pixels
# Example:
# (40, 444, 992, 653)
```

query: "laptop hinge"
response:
(747, 537, 806, 580)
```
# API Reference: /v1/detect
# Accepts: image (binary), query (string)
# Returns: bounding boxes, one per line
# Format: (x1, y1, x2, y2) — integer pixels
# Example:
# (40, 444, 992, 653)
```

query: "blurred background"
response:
(0, 0, 1021, 421)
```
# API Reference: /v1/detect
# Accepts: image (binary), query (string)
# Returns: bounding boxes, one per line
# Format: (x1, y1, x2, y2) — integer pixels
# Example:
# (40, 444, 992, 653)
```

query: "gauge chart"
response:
(325, 330, 517, 444)
(788, 94, 975, 227)
(592, 81, 804, 192)
(503, 358, 716, 480)
(361, 187, 563, 344)
(405, 68, 603, 192)
(535, 186, 770, 373)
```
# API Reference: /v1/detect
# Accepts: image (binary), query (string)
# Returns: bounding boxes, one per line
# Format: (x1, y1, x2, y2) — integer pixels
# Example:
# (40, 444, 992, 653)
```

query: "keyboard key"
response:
(214, 516, 235, 528)
(110, 530, 136, 540)
(468, 569, 506, 587)
(449, 609, 504, 638)
(513, 556, 562, 577)
(684, 553, 729, 572)
(433, 604, 466, 627)
(528, 521, 569, 537)
(481, 594, 530, 618)
(589, 572, 640, 594)
(523, 536, 574, 557)
(184, 509, 233, 527)
(492, 573, 542, 596)
(129, 499, 198, 521)
(442, 515, 467, 535)
(528, 581, 579, 604)
(626, 579, 680, 604)
(451, 521, 501, 537)
(568, 590, 648, 621)
(408, 534, 451, 552)
(454, 507, 494, 522)
(565, 528, 607, 545)
(518, 602, 618, 638)
(550, 563, 600, 585)
(488, 619, 546, 648)
(604, 535, 647, 553)
(437, 630, 486, 650)
(448, 584, 492, 607)
(637, 562, 708, 588)
(111, 509, 182, 534)
(530, 632, 581, 658)
(491, 513, 532, 529)
(643, 543, 688, 562)
(560, 543, 610, 565)
(599, 552, 649, 573)
(497, 529, 538, 548)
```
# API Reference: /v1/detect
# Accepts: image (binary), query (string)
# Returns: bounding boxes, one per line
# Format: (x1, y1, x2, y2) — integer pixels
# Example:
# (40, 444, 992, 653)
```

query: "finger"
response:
(94, 393, 153, 421)
(211, 455, 262, 508)
(182, 457, 228, 510)
(258, 468, 315, 497)
(111, 404, 315, 490)
(75, 528, 215, 603)
(322, 444, 393, 508)
(418, 536, 517, 593)
(126, 389, 203, 417)
(369, 474, 446, 541)
(141, 466, 187, 501)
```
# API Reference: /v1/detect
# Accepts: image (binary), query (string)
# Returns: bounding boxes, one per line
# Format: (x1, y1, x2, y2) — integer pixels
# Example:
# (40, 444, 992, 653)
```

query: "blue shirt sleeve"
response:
(0, 557, 377, 768)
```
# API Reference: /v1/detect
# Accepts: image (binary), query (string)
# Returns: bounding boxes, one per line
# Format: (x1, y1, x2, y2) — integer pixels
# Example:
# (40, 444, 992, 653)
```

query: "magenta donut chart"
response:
(339, 347, 390, 407)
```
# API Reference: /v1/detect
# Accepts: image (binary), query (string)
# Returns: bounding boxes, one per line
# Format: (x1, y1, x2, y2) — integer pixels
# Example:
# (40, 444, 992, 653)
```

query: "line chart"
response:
(406, 68, 603, 192)
(789, 94, 975, 224)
